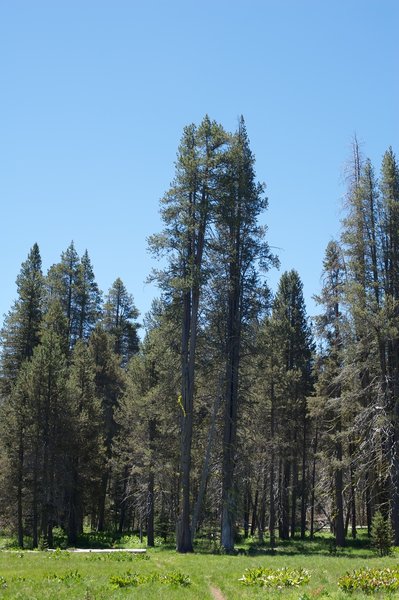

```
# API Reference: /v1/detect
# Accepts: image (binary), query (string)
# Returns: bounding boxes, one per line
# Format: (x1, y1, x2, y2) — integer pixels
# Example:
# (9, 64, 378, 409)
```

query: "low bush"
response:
(338, 566, 399, 594)
(109, 569, 191, 588)
(47, 569, 82, 584)
(239, 566, 310, 588)
(47, 547, 70, 560)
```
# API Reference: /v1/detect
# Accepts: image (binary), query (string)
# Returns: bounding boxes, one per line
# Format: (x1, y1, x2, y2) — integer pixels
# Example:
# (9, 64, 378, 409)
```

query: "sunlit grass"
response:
(1, 531, 398, 598)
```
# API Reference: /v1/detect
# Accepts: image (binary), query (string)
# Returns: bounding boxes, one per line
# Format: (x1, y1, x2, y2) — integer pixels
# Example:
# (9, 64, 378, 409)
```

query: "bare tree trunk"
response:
(17, 428, 24, 548)
(269, 383, 276, 548)
(309, 428, 318, 539)
(176, 286, 196, 553)
(290, 442, 298, 539)
(250, 487, 258, 537)
(281, 459, 291, 540)
(97, 471, 108, 531)
(300, 409, 308, 539)
(335, 434, 345, 546)
(243, 484, 251, 539)
(191, 391, 221, 543)
(118, 465, 129, 534)
(258, 469, 267, 544)
(147, 472, 155, 547)
(221, 219, 242, 552)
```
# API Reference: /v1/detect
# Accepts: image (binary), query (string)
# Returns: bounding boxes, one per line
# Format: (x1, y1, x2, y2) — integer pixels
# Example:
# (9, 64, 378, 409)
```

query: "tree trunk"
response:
(243, 485, 251, 539)
(176, 285, 197, 553)
(250, 487, 258, 537)
(281, 459, 291, 540)
(191, 391, 220, 543)
(290, 444, 298, 539)
(335, 436, 345, 546)
(300, 409, 308, 539)
(221, 228, 241, 552)
(147, 472, 155, 547)
(97, 471, 108, 531)
(17, 427, 24, 548)
(309, 428, 318, 539)
(269, 379, 276, 548)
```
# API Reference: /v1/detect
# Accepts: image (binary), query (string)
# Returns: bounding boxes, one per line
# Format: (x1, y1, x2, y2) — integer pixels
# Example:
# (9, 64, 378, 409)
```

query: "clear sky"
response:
(1, 0, 398, 330)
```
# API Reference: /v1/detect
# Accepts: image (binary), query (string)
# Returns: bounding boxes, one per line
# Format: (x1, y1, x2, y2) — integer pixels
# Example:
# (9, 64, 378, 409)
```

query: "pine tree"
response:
(271, 270, 313, 540)
(74, 250, 102, 342)
(103, 278, 140, 365)
(65, 340, 103, 545)
(25, 307, 69, 547)
(0, 243, 44, 390)
(379, 148, 399, 541)
(47, 243, 101, 349)
(89, 325, 125, 531)
(212, 118, 276, 551)
(148, 116, 229, 552)
(371, 511, 393, 556)
(46, 242, 80, 349)
(0, 243, 44, 547)
(313, 241, 348, 546)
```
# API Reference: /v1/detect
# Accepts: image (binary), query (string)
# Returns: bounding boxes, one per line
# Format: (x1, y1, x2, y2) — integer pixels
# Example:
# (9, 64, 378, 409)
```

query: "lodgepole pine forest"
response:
(1, 116, 399, 554)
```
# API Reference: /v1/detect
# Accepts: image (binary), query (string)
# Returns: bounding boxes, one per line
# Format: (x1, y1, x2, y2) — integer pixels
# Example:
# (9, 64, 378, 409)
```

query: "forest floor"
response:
(1, 533, 399, 599)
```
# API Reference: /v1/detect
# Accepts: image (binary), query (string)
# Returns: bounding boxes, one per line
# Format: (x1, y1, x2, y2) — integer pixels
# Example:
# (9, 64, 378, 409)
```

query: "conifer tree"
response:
(0, 243, 44, 546)
(74, 250, 102, 342)
(149, 116, 229, 552)
(24, 305, 69, 547)
(89, 325, 125, 531)
(65, 340, 103, 545)
(313, 241, 347, 546)
(103, 278, 140, 365)
(212, 118, 275, 551)
(0, 243, 44, 391)
(379, 148, 399, 541)
(46, 242, 80, 349)
(271, 270, 313, 540)
(47, 243, 101, 349)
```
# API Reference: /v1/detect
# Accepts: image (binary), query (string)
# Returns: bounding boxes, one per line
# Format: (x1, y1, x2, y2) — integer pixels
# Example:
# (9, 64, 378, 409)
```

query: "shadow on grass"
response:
(190, 532, 379, 559)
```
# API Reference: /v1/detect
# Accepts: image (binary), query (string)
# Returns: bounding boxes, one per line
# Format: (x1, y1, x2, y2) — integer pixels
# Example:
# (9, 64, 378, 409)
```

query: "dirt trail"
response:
(210, 585, 227, 600)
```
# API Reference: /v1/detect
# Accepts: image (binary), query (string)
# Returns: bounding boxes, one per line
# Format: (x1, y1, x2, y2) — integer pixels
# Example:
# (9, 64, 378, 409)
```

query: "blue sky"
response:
(1, 0, 398, 329)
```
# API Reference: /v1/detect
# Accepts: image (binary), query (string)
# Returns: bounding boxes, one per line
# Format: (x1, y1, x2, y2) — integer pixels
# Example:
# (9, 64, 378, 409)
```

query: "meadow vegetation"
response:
(1, 531, 399, 599)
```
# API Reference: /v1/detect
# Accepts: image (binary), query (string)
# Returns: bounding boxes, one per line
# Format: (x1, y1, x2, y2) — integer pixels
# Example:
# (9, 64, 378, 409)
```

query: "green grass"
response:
(1, 533, 399, 599)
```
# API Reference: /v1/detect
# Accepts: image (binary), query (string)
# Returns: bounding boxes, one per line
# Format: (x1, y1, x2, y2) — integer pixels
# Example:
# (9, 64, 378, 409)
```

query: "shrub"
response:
(109, 572, 144, 587)
(0, 576, 7, 589)
(338, 567, 399, 594)
(109, 570, 191, 588)
(47, 548, 70, 560)
(47, 569, 81, 584)
(371, 511, 393, 556)
(239, 566, 310, 588)
(161, 570, 191, 586)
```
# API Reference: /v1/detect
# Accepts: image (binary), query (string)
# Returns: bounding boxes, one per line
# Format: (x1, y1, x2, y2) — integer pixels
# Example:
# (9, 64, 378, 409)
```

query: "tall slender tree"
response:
(270, 270, 313, 540)
(0, 243, 44, 547)
(149, 116, 229, 552)
(313, 241, 347, 546)
(212, 118, 275, 550)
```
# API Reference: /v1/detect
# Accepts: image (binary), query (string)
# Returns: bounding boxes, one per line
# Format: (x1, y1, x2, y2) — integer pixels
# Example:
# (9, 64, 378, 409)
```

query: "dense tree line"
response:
(0, 119, 398, 554)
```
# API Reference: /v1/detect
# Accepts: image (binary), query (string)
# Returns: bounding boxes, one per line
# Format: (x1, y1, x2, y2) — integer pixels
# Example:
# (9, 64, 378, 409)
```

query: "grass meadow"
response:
(1, 532, 399, 599)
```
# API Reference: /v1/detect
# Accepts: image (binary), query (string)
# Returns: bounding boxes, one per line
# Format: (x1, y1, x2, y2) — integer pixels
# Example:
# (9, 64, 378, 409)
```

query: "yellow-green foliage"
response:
(239, 566, 310, 588)
(110, 570, 191, 588)
(338, 566, 399, 594)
